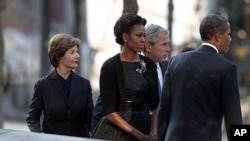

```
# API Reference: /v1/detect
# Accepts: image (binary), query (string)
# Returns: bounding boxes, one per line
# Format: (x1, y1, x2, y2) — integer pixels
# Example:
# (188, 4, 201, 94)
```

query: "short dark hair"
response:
(199, 14, 228, 41)
(48, 33, 81, 67)
(114, 13, 147, 45)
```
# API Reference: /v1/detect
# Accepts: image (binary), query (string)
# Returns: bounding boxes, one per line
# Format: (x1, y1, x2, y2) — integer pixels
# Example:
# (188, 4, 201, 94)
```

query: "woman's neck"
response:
(120, 50, 140, 62)
(56, 67, 71, 79)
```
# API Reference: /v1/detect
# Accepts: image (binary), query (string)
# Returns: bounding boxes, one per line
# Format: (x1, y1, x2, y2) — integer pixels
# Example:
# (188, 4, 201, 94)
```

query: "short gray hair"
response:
(145, 24, 169, 45)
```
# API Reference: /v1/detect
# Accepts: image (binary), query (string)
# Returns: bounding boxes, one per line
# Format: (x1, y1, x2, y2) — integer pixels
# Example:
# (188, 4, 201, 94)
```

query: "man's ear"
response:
(215, 32, 221, 42)
(144, 42, 152, 52)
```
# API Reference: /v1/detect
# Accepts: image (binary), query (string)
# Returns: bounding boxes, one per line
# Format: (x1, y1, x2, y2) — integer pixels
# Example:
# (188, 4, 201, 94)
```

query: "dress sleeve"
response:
(99, 60, 118, 115)
(143, 56, 159, 111)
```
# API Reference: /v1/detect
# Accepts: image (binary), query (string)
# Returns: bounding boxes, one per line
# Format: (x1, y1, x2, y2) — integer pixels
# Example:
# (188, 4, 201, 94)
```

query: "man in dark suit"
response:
(91, 24, 170, 131)
(144, 24, 170, 99)
(157, 14, 242, 141)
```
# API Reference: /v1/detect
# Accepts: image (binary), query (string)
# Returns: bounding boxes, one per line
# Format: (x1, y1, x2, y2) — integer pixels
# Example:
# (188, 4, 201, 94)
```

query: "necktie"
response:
(156, 63, 163, 99)
(158, 78, 162, 98)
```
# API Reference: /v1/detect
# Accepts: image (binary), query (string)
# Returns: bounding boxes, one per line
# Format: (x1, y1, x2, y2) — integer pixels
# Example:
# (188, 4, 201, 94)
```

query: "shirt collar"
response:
(201, 42, 218, 53)
(156, 62, 161, 69)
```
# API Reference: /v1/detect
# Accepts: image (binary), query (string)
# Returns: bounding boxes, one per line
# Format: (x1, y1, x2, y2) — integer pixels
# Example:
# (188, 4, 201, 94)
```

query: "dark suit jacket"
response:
(91, 58, 168, 131)
(159, 60, 168, 78)
(157, 45, 242, 141)
(91, 53, 160, 131)
(26, 70, 94, 137)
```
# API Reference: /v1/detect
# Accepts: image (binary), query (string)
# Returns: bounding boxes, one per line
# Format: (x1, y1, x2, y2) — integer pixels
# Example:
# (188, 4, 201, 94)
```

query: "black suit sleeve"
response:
(26, 80, 44, 132)
(91, 96, 103, 131)
(157, 58, 172, 141)
(84, 80, 94, 132)
(221, 64, 242, 138)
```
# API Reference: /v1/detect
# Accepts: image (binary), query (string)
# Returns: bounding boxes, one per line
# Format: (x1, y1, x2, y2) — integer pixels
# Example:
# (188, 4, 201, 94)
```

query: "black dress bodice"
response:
(122, 61, 150, 102)
(92, 61, 152, 141)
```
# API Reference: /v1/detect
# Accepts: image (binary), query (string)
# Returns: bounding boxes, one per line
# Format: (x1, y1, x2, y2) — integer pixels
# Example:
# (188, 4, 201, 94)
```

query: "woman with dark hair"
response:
(91, 13, 158, 141)
(26, 33, 93, 138)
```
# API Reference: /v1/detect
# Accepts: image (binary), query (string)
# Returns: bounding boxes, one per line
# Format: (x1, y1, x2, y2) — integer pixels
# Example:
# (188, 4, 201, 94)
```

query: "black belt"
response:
(119, 101, 148, 111)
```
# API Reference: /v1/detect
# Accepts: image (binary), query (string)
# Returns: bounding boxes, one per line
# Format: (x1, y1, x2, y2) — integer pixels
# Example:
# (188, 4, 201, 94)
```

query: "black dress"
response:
(92, 61, 151, 141)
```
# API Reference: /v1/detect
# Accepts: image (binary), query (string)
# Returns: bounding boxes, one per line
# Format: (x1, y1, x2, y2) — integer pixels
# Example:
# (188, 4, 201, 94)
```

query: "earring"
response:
(124, 40, 127, 42)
